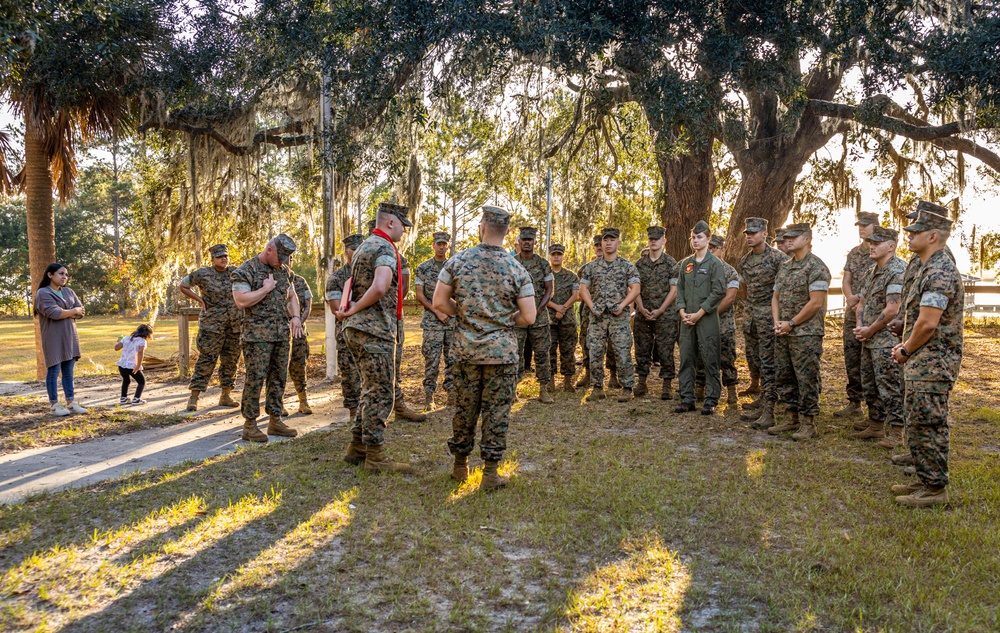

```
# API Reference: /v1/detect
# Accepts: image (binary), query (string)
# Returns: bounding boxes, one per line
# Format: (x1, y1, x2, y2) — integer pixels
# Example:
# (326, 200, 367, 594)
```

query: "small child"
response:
(115, 324, 152, 405)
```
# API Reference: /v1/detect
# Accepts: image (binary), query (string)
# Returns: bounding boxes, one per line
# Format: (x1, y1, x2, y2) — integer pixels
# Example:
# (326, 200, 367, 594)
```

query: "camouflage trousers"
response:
(517, 325, 552, 384)
(288, 330, 310, 393)
(743, 303, 778, 402)
(395, 320, 405, 403)
(448, 362, 517, 462)
(695, 326, 737, 388)
(775, 334, 823, 416)
(337, 330, 361, 411)
(344, 327, 395, 446)
(679, 314, 721, 406)
(904, 381, 952, 488)
(741, 305, 760, 383)
(189, 327, 241, 391)
(588, 312, 634, 389)
(843, 312, 864, 403)
(579, 306, 615, 372)
(862, 346, 903, 427)
(241, 338, 290, 421)
(422, 327, 456, 395)
(633, 314, 678, 380)
(548, 317, 578, 377)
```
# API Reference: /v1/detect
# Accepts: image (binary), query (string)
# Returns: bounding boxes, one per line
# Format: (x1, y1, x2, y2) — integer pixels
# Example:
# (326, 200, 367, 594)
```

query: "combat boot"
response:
(891, 481, 923, 494)
(695, 384, 706, 402)
(562, 375, 576, 393)
(634, 375, 648, 398)
(423, 391, 434, 413)
(451, 454, 469, 482)
(364, 444, 412, 473)
(538, 382, 555, 404)
(344, 435, 366, 465)
(851, 419, 885, 440)
(575, 369, 591, 389)
(877, 425, 904, 449)
(480, 460, 509, 491)
(608, 369, 622, 389)
(738, 378, 760, 397)
(767, 411, 800, 435)
(186, 390, 201, 412)
(833, 401, 862, 419)
(896, 486, 948, 508)
(586, 387, 606, 402)
(726, 384, 738, 405)
(792, 416, 818, 440)
(749, 402, 777, 429)
(852, 418, 869, 431)
(218, 388, 238, 408)
(297, 391, 313, 415)
(394, 400, 428, 422)
(241, 418, 267, 443)
(267, 415, 298, 437)
(660, 381, 673, 400)
(618, 387, 634, 403)
(742, 394, 763, 411)
(891, 453, 914, 466)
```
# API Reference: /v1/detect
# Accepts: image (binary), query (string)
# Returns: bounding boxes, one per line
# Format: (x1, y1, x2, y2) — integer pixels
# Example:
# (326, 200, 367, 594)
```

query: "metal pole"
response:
(545, 166, 553, 252)
(321, 72, 338, 379)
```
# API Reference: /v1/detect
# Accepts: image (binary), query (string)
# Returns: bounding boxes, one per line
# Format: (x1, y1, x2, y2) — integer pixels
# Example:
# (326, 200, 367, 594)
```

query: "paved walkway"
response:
(0, 379, 349, 505)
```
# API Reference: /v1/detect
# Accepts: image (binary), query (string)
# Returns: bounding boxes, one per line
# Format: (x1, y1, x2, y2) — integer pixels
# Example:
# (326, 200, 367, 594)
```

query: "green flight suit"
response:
(675, 251, 726, 406)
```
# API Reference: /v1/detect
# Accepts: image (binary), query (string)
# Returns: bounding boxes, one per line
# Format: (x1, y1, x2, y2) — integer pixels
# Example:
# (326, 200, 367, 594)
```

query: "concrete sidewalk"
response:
(0, 379, 349, 505)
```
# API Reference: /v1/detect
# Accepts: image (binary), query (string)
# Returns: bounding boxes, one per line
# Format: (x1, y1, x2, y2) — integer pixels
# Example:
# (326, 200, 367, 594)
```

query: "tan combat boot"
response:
(297, 391, 313, 415)
(891, 453, 914, 466)
(241, 418, 267, 443)
(851, 419, 885, 440)
(726, 384, 738, 405)
(742, 394, 763, 411)
(660, 380, 673, 401)
(768, 411, 800, 435)
(608, 369, 622, 389)
(877, 425, 903, 449)
(218, 388, 238, 407)
(586, 387, 606, 402)
(480, 460, 509, 491)
(267, 415, 298, 437)
(634, 375, 648, 398)
(738, 378, 760, 397)
(394, 400, 428, 422)
(896, 486, 948, 508)
(364, 444, 412, 473)
(186, 390, 201, 412)
(833, 401, 862, 419)
(344, 435, 366, 465)
(562, 375, 576, 393)
(695, 384, 706, 402)
(538, 382, 554, 404)
(451, 455, 470, 481)
(618, 387, 634, 403)
(852, 418, 869, 431)
(890, 481, 922, 494)
(575, 368, 591, 389)
(423, 391, 435, 413)
(749, 402, 776, 429)
(792, 416, 818, 440)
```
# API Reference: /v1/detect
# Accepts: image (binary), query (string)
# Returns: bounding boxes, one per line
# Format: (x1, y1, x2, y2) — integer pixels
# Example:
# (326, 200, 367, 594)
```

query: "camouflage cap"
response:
(744, 217, 768, 234)
(905, 200, 949, 221)
(781, 222, 812, 238)
(774, 228, 786, 241)
(549, 243, 566, 255)
(367, 219, 377, 233)
(432, 231, 451, 244)
(592, 234, 603, 246)
(692, 220, 710, 235)
(766, 234, 775, 245)
(646, 226, 666, 240)
(855, 211, 880, 226)
(709, 234, 725, 248)
(601, 227, 621, 239)
(866, 226, 899, 243)
(481, 205, 511, 226)
(342, 234, 363, 250)
(273, 234, 296, 264)
(904, 206, 953, 232)
(519, 226, 537, 240)
(377, 202, 413, 227)
(209, 244, 229, 258)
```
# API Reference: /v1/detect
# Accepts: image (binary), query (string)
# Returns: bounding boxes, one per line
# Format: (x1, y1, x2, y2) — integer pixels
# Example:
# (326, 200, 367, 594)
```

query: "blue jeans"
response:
(46, 359, 76, 403)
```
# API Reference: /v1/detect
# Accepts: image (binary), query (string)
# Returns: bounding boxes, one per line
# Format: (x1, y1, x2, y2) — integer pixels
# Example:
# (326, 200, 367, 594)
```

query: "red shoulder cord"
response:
(372, 229, 404, 319)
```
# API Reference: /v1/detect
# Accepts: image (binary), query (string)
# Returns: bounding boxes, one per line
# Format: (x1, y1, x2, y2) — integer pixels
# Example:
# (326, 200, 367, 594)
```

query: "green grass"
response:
(0, 327, 998, 631)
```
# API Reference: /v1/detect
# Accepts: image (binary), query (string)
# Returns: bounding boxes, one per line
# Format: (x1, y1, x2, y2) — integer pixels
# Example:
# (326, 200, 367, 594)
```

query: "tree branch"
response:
(804, 99, 990, 141)
(137, 119, 310, 155)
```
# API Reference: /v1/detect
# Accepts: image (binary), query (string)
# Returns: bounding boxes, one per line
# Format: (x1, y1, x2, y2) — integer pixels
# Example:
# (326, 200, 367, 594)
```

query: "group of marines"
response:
(177, 197, 963, 505)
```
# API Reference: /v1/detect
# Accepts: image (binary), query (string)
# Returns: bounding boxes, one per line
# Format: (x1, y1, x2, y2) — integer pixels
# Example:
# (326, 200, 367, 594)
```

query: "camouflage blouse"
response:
(414, 257, 455, 331)
(343, 234, 400, 343)
(859, 256, 905, 349)
(635, 252, 678, 317)
(549, 267, 580, 324)
(581, 256, 641, 315)
(719, 260, 742, 333)
(515, 253, 554, 327)
(324, 263, 351, 341)
(773, 251, 831, 337)
(183, 265, 241, 333)
(291, 273, 312, 334)
(739, 244, 789, 305)
(902, 248, 964, 385)
(231, 257, 291, 343)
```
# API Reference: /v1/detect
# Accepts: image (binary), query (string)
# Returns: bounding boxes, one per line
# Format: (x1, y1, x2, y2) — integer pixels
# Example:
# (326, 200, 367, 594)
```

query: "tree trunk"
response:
(658, 143, 715, 260)
(25, 117, 57, 380)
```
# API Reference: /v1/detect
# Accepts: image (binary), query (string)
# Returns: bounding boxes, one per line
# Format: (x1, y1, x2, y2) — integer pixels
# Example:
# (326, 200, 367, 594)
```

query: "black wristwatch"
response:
(900, 347, 911, 357)
(788, 318, 796, 329)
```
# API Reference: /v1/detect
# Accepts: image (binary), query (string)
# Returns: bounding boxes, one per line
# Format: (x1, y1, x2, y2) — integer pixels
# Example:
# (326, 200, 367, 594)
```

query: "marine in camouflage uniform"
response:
(768, 223, 831, 439)
(894, 203, 963, 507)
(851, 227, 905, 444)
(179, 243, 242, 411)
(288, 272, 314, 414)
(547, 244, 580, 390)
(231, 234, 303, 441)
(339, 203, 414, 471)
(437, 206, 535, 490)
(576, 236, 608, 388)
(633, 226, 679, 399)
(837, 212, 879, 418)
(513, 227, 555, 402)
(325, 234, 363, 420)
(694, 235, 742, 403)
(738, 218, 790, 427)
(415, 232, 456, 409)
(580, 227, 641, 402)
